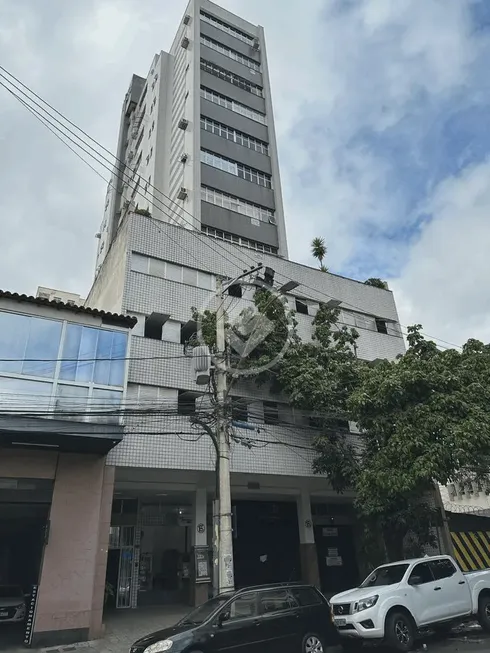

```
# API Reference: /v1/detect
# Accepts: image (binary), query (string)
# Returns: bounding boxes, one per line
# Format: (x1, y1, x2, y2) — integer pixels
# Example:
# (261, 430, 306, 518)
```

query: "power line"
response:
(0, 70, 262, 281)
(0, 66, 464, 352)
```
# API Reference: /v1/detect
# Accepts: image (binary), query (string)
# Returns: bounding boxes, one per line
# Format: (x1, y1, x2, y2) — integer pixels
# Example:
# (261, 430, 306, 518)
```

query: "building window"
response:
(0, 313, 127, 420)
(200, 117, 269, 155)
(231, 398, 248, 422)
(200, 59, 263, 97)
(263, 401, 278, 425)
(200, 87, 266, 124)
(201, 225, 278, 255)
(201, 186, 274, 223)
(0, 312, 62, 378)
(295, 299, 309, 315)
(200, 11, 255, 46)
(181, 321, 198, 346)
(200, 35, 260, 71)
(375, 318, 388, 334)
(60, 324, 127, 386)
(178, 390, 197, 415)
(200, 150, 272, 188)
(228, 284, 242, 298)
(144, 313, 168, 340)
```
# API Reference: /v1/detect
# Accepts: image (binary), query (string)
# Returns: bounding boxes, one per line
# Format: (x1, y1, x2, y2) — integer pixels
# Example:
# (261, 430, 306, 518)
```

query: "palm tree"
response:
(311, 237, 328, 272)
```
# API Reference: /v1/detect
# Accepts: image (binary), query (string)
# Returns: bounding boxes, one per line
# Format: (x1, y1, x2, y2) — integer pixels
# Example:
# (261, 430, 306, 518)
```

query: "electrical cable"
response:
(0, 72, 262, 282)
(0, 66, 464, 353)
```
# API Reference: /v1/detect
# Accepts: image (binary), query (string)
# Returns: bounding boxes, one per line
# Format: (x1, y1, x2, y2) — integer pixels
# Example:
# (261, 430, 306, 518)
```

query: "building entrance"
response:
(233, 500, 301, 588)
(0, 478, 52, 649)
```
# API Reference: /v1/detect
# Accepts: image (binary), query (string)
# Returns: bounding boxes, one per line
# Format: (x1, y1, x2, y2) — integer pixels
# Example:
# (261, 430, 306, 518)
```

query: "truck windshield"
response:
(360, 564, 409, 588)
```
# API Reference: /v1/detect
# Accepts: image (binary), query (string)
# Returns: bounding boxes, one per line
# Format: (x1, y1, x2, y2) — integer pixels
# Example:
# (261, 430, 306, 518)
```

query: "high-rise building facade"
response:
(95, 0, 288, 278)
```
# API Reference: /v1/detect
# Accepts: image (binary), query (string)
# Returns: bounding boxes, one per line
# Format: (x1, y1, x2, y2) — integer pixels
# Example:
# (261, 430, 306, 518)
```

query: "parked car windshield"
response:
(360, 564, 409, 588)
(178, 593, 233, 625)
(0, 585, 23, 598)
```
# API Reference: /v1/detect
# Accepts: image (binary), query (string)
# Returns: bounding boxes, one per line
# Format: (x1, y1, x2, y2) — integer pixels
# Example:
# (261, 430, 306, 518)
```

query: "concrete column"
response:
(191, 488, 209, 606)
(297, 491, 320, 587)
(33, 454, 111, 647)
(89, 465, 115, 638)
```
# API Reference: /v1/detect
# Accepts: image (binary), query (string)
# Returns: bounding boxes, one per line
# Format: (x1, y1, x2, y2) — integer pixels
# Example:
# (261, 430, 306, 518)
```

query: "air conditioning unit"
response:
(252, 38, 260, 51)
(127, 150, 134, 161)
(177, 187, 188, 200)
(183, 14, 191, 24)
(268, 216, 277, 225)
(178, 118, 189, 130)
(180, 153, 188, 163)
(95, 232, 101, 239)
(181, 36, 190, 49)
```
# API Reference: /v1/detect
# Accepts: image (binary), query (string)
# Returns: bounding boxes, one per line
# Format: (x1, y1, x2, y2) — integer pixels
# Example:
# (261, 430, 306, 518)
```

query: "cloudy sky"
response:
(1, 0, 489, 349)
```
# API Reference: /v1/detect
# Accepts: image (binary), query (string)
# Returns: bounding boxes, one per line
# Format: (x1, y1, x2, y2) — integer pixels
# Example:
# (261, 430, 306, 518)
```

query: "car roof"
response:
(378, 555, 450, 568)
(232, 582, 316, 594)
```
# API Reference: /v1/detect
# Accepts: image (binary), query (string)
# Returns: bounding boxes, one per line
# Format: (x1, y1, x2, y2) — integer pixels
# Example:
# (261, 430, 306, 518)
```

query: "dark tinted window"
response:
(291, 587, 323, 607)
(227, 593, 257, 621)
(361, 564, 409, 587)
(259, 589, 297, 614)
(430, 559, 456, 580)
(409, 562, 434, 585)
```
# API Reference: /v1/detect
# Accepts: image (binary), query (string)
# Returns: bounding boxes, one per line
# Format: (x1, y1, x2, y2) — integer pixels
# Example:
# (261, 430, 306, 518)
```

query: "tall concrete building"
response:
(95, 0, 288, 278)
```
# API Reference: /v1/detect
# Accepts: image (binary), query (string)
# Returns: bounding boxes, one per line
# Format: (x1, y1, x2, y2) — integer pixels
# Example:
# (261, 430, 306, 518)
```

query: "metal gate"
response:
(109, 525, 136, 608)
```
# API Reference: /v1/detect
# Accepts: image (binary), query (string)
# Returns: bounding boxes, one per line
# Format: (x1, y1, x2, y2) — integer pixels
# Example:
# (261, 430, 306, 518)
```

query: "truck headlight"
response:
(355, 596, 378, 612)
(144, 640, 173, 653)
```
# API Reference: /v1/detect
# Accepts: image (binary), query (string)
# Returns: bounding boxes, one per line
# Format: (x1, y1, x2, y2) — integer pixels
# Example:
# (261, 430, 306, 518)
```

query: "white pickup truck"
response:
(329, 554, 490, 652)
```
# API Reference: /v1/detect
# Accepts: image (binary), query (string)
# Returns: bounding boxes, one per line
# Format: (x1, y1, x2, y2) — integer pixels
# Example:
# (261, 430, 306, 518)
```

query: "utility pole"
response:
(215, 276, 234, 594)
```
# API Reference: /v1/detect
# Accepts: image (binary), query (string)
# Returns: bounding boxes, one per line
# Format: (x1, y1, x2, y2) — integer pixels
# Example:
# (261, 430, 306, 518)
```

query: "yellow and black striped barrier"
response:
(451, 531, 490, 571)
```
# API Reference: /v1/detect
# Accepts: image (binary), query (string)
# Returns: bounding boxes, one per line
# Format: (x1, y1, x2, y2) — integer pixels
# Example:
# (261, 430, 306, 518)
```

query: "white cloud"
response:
(391, 158, 490, 346)
(0, 0, 489, 348)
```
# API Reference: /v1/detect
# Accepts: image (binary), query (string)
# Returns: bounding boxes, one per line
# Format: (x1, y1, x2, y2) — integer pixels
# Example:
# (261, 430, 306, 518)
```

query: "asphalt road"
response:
(415, 627, 490, 653)
(332, 624, 490, 652)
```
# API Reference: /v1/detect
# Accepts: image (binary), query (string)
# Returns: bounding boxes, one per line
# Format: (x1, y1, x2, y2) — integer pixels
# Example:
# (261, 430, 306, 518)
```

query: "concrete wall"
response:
(86, 217, 129, 313)
(33, 455, 114, 646)
(0, 449, 58, 479)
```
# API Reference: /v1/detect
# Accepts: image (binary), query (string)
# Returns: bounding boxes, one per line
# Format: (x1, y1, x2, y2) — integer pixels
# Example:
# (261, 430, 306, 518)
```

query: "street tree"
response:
(316, 325, 490, 560)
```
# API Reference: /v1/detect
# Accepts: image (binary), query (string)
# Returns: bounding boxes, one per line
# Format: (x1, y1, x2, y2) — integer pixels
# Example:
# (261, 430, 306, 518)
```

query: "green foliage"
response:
(311, 237, 328, 272)
(314, 324, 490, 559)
(238, 288, 298, 386)
(277, 303, 360, 428)
(134, 207, 152, 217)
(191, 307, 222, 350)
(364, 278, 388, 290)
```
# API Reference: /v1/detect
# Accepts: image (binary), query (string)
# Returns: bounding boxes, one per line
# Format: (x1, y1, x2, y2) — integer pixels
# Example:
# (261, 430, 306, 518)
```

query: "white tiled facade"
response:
(87, 212, 406, 478)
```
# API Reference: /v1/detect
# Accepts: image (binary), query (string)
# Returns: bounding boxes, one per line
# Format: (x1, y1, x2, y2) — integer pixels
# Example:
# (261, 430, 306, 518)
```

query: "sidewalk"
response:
(0, 606, 188, 653)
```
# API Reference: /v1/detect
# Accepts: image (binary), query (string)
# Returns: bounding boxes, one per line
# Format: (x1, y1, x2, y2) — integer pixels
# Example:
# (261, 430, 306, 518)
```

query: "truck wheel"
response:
(478, 593, 490, 632)
(385, 611, 415, 652)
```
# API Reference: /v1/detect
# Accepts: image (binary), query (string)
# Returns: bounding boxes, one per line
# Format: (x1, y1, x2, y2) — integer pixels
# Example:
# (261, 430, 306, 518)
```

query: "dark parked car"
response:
(130, 583, 338, 653)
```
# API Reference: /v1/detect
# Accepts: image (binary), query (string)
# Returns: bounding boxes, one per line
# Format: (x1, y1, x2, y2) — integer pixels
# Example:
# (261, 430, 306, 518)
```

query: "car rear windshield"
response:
(0, 586, 22, 598)
(360, 564, 409, 588)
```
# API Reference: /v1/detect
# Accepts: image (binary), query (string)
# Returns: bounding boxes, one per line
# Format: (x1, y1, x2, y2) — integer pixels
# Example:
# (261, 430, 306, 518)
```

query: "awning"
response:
(0, 414, 123, 455)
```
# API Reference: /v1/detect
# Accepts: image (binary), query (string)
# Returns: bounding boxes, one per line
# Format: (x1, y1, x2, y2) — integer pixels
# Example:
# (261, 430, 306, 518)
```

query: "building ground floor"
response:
(0, 456, 410, 648)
